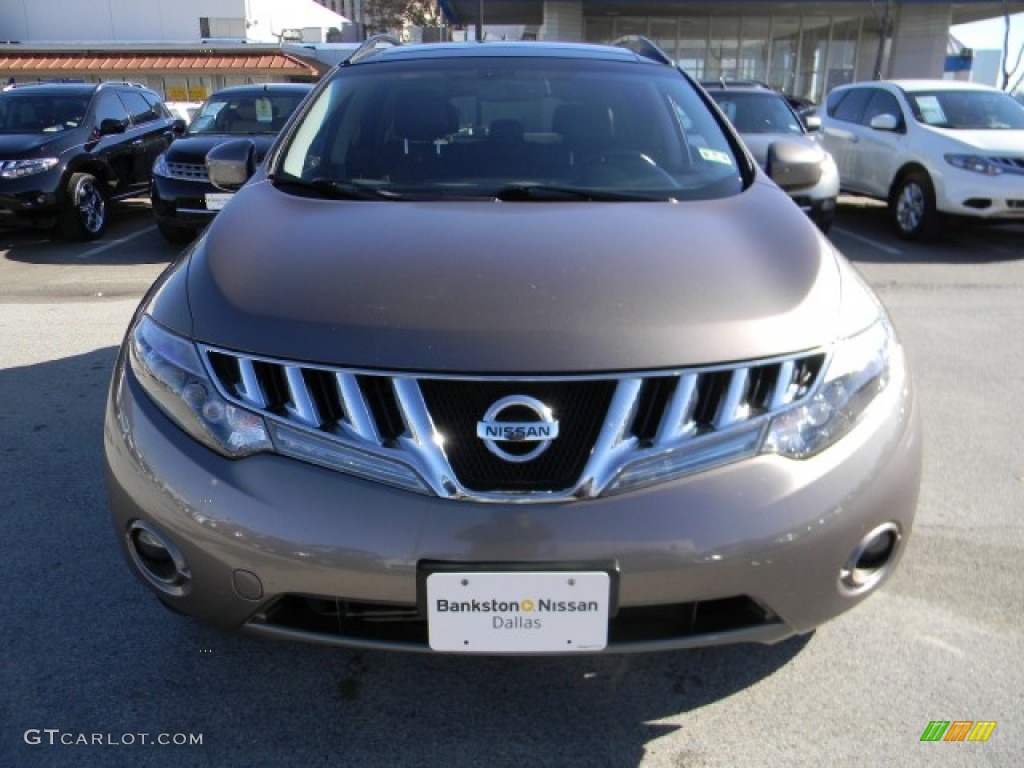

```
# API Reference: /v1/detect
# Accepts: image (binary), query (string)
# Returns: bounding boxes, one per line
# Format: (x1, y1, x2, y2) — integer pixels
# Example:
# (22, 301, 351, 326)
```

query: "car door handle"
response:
(132, 139, 144, 147)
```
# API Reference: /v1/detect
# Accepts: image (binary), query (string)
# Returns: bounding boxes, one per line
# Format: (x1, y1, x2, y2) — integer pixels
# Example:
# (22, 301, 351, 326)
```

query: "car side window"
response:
(861, 90, 902, 126)
(92, 91, 131, 130)
(141, 91, 171, 120)
(830, 89, 872, 124)
(118, 90, 159, 125)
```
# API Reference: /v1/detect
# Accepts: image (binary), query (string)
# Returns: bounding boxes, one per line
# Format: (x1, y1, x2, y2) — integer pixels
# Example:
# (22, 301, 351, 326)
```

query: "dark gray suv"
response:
(105, 39, 921, 654)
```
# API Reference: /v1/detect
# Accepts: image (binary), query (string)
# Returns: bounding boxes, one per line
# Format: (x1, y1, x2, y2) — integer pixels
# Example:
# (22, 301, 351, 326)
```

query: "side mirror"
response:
(170, 118, 187, 136)
(98, 118, 127, 135)
(803, 114, 821, 132)
(207, 139, 257, 192)
(766, 140, 823, 190)
(869, 113, 901, 132)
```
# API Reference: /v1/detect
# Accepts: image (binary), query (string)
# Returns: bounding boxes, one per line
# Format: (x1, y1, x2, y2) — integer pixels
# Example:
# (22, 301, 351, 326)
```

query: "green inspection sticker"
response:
(698, 147, 733, 165)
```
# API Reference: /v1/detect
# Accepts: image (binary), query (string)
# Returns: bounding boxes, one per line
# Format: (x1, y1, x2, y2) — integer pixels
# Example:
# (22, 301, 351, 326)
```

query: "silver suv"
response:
(704, 84, 839, 232)
(105, 39, 921, 654)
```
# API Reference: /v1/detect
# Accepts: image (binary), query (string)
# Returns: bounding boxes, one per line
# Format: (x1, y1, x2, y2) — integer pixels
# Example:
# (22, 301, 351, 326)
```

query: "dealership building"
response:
(0, 1, 1015, 104)
(437, 1, 1015, 101)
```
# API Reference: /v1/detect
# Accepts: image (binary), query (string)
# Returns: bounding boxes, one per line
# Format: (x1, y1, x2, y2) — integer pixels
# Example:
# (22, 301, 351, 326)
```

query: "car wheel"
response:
(59, 173, 107, 241)
(891, 171, 940, 240)
(157, 221, 197, 245)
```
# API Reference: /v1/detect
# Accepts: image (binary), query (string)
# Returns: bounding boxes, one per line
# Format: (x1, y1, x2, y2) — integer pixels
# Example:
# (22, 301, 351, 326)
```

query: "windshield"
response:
(188, 91, 307, 135)
(709, 91, 804, 135)
(907, 89, 1024, 130)
(277, 57, 743, 201)
(0, 92, 90, 134)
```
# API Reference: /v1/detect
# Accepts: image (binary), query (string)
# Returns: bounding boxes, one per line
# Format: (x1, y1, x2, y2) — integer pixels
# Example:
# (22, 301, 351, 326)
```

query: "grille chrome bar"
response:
(335, 372, 380, 444)
(198, 346, 828, 502)
(713, 368, 750, 429)
(283, 366, 319, 427)
(166, 161, 209, 181)
(236, 358, 266, 409)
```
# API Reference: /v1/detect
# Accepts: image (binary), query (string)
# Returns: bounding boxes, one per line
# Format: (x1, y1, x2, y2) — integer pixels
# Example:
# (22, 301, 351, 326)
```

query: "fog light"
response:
(839, 522, 900, 595)
(127, 520, 191, 596)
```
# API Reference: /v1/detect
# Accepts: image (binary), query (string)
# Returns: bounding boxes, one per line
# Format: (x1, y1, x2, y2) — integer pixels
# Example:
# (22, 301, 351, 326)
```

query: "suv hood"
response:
(165, 134, 277, 165)
(184, 178, 844, 373)
(0, 132, 66, 156)
(924, 127, 1024, 152)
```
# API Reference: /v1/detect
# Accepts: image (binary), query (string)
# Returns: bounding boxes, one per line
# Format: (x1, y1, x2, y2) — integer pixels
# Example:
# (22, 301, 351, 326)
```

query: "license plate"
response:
(204, 193, 233, 211)
(427, 571, 609, 653)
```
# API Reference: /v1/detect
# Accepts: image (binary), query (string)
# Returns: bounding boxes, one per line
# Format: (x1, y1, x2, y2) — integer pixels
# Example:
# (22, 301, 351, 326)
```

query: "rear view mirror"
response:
(98, 118, 127, 135)
(766, 140, 823, 190)
(207, 139, 257, 191)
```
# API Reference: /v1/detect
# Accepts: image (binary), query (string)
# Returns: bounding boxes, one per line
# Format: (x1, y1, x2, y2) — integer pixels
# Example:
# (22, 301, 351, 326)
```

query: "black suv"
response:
(0, 81, 183, 239)
(150, 83, 313, 244)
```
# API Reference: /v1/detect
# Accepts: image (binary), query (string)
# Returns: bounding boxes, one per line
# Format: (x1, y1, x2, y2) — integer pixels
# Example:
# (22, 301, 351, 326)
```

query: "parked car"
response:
(700, 79, 819, 121)
(820, 79, 1024, 239)
(164, 101, 202, 124)
(704, 84, 839, 231)
(150, 83, 313, 243)
(106, 38, 921, 655)
(0, 81, 183, 239)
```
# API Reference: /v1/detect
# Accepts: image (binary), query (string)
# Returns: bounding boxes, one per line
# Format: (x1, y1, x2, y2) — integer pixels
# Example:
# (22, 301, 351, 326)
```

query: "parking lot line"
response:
(831, 226, 903, 257)
(76, 224, 157, 260)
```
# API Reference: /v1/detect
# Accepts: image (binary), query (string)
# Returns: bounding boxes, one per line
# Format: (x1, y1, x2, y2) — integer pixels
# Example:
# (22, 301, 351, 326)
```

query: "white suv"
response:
(820, 79, 1024, 239)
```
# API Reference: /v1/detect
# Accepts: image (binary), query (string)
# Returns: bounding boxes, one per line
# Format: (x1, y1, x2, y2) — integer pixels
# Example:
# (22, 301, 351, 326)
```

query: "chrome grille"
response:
(200, 347, 827, 502)
(165, 161, 209, 181)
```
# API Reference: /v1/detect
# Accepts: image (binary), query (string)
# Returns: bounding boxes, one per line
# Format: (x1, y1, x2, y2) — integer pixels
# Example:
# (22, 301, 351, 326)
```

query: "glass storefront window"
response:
(707, 16, 739, 81)
(677, 18, 708, 78)
(827, 17, 861, 93)
(769, 17, 801, 94)
(584, 17, 613, 43)
(577, 10, 872, 102)
(738, 17, 770, 81)
(649, 18, 679, 62)
(797, 16, 831, 102)
(615, 17, 648, 39)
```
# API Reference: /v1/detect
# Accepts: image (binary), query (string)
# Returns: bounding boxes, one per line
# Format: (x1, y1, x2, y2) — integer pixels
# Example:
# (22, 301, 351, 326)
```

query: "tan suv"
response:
(105, 38, 921, 654)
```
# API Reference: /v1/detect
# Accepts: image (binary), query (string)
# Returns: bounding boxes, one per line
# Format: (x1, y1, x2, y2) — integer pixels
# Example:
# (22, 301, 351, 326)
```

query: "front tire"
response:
(890, 171, 940, 241)
(59, 172, 107, 241)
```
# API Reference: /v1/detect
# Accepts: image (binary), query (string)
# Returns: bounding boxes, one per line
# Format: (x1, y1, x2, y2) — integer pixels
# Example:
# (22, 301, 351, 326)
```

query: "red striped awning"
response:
(0, 51, 318, 77)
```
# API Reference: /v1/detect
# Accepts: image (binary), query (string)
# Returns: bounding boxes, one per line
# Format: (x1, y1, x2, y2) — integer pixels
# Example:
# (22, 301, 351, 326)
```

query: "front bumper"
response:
(0, 170, 62, 223)
(936, 169, 1024, 220)
(150, 174, 225, 231)
(105, 353, 921, 654)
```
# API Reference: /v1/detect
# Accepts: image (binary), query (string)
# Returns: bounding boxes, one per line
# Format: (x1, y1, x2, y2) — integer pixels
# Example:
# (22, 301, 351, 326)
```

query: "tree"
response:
(1000, 4, 1024, 93)
(363, 1, 443, 35)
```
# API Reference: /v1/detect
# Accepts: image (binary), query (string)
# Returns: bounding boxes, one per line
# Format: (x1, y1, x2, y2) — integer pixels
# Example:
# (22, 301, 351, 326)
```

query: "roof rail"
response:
(342, 34, 402, 66)
(2, 77, 87, 90)
(611, 35, 673, 66)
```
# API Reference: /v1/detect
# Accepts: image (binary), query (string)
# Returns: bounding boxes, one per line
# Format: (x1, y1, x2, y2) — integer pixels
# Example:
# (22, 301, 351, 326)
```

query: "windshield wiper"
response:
(491, 184, 668, 202)
(268, 174, 402, 201)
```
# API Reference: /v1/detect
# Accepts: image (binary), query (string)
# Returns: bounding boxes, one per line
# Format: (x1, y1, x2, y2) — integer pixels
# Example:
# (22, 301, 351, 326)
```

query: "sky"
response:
(950, 11, 1023, 88)
(951, 11, 1023, 54)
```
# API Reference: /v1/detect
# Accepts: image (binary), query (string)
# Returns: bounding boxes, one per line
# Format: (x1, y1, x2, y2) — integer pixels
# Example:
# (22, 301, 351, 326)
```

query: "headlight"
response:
(945, 154, 1002, 176)
(128, 315, 271, 457)
(0, 158, 58, 178)
(764, 318, 896, 459)
(152, 153, 169, 176)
